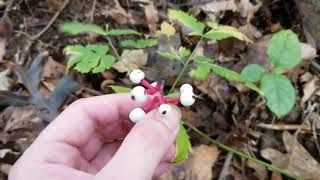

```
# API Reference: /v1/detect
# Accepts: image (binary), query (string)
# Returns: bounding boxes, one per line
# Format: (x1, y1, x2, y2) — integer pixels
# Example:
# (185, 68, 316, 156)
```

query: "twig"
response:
(257, 123, 312, 131)
(31, 0, 69, 40)
(4, 0, 15, 16)
(169, 36, 204, 93)
(312, 117, 320, 155)
(88, 0, 97, 23)
(218, 152, 233, 180)
(19, 0, 69, 65)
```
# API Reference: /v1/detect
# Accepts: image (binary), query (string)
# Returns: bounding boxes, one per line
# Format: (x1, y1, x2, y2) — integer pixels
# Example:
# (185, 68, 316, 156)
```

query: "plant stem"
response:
(187, 123, 301, 179)
(106, 35, 121, 59)
(169, 36, 204, 93)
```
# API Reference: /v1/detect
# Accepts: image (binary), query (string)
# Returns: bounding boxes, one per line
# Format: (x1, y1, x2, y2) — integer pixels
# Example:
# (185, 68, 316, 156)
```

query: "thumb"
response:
(94, 105, 181, 180)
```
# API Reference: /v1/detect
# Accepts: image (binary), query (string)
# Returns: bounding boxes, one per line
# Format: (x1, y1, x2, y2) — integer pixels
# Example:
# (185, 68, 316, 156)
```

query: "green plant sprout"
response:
(60, 22, 158, 73)
(159, 10, 301, 118)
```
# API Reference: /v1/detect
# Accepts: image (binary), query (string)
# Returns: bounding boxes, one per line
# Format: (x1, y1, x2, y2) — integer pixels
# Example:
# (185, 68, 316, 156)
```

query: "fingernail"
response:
(160, 105, 181, 133)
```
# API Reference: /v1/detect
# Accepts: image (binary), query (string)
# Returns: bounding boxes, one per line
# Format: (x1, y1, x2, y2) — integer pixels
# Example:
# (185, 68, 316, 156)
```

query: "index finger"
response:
(37, 93, 140, 148)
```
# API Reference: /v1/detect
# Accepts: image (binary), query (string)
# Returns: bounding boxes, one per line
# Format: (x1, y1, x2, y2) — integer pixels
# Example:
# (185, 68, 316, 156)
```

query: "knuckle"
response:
(133, 120, 172, 148)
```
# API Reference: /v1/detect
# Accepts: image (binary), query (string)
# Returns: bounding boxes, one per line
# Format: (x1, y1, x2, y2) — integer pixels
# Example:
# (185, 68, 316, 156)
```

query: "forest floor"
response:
(0, 0, 320, 179)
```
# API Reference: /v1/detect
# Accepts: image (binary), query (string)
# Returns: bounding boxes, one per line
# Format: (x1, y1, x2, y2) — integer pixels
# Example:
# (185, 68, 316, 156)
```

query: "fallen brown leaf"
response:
(200, 0, 261, 22)
(261, 131, 320, 179)
(301, 43, 317, 60)
(45, 0, 63, 10)
(112, 49, 148, 73)
(0, 163, 11, 176)
(158, 145, 220, 180)
(2, 106, 45, 132)
(0, 15, 12, 62)
(301, 75, 319, 105)
(0, 69, 13, 91)
(144, 2, 158, 35)
(41, 56, 65, 80)
(101, 0, 134, 24)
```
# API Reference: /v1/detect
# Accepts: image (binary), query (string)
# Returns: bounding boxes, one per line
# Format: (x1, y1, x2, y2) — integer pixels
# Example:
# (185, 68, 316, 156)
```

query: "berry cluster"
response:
(129, 69, 196, 122)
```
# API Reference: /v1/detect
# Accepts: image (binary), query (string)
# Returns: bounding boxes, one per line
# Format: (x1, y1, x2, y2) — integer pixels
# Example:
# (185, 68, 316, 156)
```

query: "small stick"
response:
(19, 0, 69, 65)
(257, 123, 312, 131)
(218, 152, 233, 180)
(31, 0, 69, 40)
(88, 0, 97, 23)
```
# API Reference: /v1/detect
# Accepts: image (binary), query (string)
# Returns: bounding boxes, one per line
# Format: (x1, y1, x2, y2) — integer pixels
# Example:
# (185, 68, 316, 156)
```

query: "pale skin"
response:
(9, 93, 181, 180)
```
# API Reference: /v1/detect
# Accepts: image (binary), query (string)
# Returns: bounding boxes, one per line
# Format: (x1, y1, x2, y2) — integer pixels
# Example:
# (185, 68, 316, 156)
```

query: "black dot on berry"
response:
(131, 95, 135, 100)
(192, 95, 196, 99)
(162, 111, 167, 115)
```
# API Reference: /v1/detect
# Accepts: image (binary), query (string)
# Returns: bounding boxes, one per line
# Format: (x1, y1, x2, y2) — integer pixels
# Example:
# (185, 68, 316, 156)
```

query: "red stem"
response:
(141, 80, 158, 95)
(142, 97, 160, 112)
(165, 97, 180, 105)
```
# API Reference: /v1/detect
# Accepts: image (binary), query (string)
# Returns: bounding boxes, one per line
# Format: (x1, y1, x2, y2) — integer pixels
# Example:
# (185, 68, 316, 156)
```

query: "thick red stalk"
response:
(164, 98, 180, 105)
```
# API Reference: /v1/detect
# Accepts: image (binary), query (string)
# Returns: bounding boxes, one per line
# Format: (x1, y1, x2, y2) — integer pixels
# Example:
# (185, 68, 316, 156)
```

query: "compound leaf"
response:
(210, 64, 245, 82)
(261, 74, 296, 117)
(205, 22, 252, 43)
(173, 122, 192, 163)
(267, 30, 301, 70)
(241, 64, 266, 82)
(86, 44, 109, 55)
(179, 46, 191, 58)
(60, 22, 106, 35)
(189, 56, 262, 93)
(189, 56, 213, 80)
(166, 92, 181, 98)
(64, 44, 116, 73)
(110, 86, 131, 93)
(92, 55, 116, 73)
(157, 51, 180, 61)
(157, 21, 176, 37)
(107, 29, 141, 36)
(120, 39, 158, 48)
(168, 9, 205, 35)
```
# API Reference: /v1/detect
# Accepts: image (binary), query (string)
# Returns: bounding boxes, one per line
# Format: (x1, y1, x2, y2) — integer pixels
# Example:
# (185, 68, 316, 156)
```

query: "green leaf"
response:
(60, 22, 106, 35)
(241, 64, 266, 82)
(165, 92, 181, 98)
(64, 44, 116, 73)
(92, 55, 116, 73)
(260, 74, 296, 117)
(157, 51, 180, 61)
(109, 86, 131, 93)
(107, 29, 141, 36)
(172, 122, 192, 163)
(179, 46, 191, 58)
(205, 22, 252, 43)
(168, 9, 205, 35)
(188, 55, 262, 94)
(267, 30, 301, 70)
(210, 64, 245, 82)
(120, 39, 158, 48)
(189, 56, 213, 80)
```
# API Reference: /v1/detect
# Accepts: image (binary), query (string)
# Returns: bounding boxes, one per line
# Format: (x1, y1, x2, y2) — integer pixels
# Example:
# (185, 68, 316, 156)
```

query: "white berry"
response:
(131, 86, 147, 103)
(151, 82, 157, 87)
(180, 92, 196, 106)
(159, 104, 172, 115)
(129, 69, 145, 84)
(129, 108, 146, 123)
(180, 84, 193, 93)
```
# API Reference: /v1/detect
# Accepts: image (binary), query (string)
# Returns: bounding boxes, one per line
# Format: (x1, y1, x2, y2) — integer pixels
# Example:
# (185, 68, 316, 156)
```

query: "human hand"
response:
(9, 93, 181, 180)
